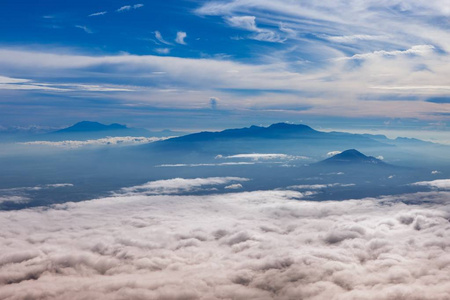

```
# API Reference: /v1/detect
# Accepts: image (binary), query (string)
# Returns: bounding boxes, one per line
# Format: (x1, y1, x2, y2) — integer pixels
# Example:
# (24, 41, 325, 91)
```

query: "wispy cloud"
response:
(226, 16, 284, 43)
(337, 45, 435, 61)
(0, 45, 449, 120)
(117, 4, 144, 12)
(0, 183, 73, 205)
(117, 5, 132, 12)
(154, 31, 172, 45)
(325, 34, 386, 44)
(0, 75, 135, 93)
(75, 25, 93, 34)
(88, 11, 107, 17)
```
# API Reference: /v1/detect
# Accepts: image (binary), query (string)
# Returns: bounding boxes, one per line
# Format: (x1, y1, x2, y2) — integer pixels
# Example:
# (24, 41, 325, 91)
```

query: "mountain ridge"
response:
(55, 121, 128, 133)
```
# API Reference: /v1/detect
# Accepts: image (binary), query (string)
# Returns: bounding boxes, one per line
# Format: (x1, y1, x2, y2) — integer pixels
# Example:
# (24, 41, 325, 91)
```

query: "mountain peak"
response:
(321, 149, 384, 165)
(268, 123, 314, 131)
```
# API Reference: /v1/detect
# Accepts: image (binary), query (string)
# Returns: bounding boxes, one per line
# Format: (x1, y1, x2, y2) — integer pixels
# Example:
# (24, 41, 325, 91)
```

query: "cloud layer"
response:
(21, 136, 169, 148)
(0, 181, 449, 299)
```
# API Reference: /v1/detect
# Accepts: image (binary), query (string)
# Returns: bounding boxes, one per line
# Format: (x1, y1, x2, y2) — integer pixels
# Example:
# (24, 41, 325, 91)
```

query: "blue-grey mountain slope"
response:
(319, 149, 386, 165)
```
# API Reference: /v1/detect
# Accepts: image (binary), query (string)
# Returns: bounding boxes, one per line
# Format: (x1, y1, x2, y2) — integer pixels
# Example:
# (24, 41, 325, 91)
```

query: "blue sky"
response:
(0, 0, 449, 133)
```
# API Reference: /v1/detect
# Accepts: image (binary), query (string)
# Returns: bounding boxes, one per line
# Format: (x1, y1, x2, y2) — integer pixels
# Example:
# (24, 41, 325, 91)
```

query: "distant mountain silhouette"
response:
(170, 123, 322, 142)
(319, 149, 386, 165)
(148, 123, 390, 157)
(41, 121, 178, 141)
(55, 121, 128, 133)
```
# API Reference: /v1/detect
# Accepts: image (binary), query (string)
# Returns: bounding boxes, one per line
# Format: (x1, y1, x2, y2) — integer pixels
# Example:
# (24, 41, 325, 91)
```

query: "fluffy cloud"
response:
(224, 183, 243, 189)
(118, 177, 250, 195)
(0, 187, 449, 299)
(413, 179, 450, 190)
(175, 31, 187, 45)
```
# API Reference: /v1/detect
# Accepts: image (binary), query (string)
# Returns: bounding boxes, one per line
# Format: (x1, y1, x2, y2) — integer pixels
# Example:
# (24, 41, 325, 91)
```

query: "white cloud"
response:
(21, 136, 169, 148)
(220, 153, 308, 160)
(225, 183, 243, 189)
(432, 170, 441, 174)
(325, 34, 386, 43)
(0, 46, 450, 119)
(117, 5, 132, 12)
(0, 184, 73, 205)
(338, 45, 435, 61)
(412, 179, 450, 190)
(0, 188, 449, 299)
(88, 11, 107, 17)
(278, 23, 296, 37)
(189, 0, 450, 117)
(119, 177, 250, 195)
(117, 4, 143, 12)
(327, 151, 342, 157)
(0, 78, 135, 92)
(376, 155, 384, 160)
(226, 16, 284, 43)
(175, 31, 187, 45)
(288, 183, 355, 190)
(0, 196, 29, 204)
(0, 75, 30, 84)
(157, 162, 255, 167)
(226, 16, 259, 31)
(0, 183, 73, 193)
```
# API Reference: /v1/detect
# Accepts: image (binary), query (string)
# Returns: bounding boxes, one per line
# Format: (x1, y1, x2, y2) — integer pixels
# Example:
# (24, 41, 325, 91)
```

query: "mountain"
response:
(147, 123, 391, 158)
(18, 121, 183, 141)
(319, 149, 386, 165)
(55, 121, 128, 133)
(168, 123, 320, 142)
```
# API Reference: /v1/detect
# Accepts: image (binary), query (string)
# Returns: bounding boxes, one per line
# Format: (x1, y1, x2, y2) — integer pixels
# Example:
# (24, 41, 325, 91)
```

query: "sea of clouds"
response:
(0, 178, 449, 299)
